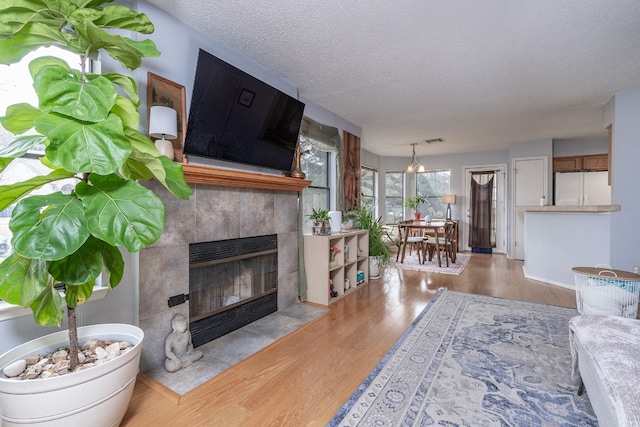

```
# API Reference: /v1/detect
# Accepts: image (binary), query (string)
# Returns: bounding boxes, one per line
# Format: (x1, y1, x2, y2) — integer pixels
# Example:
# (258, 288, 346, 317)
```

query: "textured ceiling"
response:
(146, 0, 640, 157)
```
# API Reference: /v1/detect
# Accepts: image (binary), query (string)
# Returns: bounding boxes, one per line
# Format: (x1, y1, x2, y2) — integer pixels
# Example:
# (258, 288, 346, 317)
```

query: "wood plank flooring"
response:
(121, 253, 577, 426)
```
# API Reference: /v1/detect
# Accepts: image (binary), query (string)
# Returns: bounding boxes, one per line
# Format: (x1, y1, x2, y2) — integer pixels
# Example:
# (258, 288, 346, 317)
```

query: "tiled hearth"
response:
(138, 178, 302, 373)
(143, 303, 326, 395)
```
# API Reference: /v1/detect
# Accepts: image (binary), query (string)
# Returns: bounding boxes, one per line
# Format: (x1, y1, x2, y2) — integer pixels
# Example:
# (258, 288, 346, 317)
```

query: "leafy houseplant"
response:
(0, 0, 192, 373)
(307, 208, 331, 235)
(403, 195, 427, 219)
(354, 200, 392, 277)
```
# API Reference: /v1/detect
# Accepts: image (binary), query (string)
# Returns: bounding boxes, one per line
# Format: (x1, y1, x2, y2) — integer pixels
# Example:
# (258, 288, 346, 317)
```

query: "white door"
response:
(462, 164, 507, 253)
(512, 157, 547, 260)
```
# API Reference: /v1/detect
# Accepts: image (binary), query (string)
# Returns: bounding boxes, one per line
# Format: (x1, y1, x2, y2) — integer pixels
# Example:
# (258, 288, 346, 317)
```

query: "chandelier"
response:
(406, 143, 425, 173)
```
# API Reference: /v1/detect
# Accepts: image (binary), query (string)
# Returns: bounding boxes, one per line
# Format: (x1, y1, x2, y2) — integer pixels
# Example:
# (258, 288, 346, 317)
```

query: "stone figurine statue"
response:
(164, 313, 203, 372)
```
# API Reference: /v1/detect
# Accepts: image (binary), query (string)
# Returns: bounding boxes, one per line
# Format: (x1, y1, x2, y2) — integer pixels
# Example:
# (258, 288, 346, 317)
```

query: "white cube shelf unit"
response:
(303, 230, 369, 305)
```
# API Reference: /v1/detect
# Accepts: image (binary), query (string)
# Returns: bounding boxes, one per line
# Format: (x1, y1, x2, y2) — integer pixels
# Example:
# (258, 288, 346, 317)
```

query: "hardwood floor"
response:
(121, 253, 577, 426)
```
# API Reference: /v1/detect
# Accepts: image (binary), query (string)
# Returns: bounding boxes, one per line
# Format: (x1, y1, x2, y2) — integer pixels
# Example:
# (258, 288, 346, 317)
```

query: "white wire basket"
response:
(573, 266, 640, 318)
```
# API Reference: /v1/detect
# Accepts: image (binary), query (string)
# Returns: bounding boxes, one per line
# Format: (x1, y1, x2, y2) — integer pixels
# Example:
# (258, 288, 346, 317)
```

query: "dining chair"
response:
(397, 220, 426, 263)
(425, 221, 456, 267)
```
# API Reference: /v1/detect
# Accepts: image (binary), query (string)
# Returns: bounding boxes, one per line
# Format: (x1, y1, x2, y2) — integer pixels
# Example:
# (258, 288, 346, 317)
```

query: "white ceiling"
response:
(147, 0, 640, 157)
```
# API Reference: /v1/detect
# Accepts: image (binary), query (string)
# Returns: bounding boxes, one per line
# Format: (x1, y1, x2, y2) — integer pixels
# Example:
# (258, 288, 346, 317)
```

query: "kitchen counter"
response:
(517, 205, 620, 213)
(522, 209, 615, 287)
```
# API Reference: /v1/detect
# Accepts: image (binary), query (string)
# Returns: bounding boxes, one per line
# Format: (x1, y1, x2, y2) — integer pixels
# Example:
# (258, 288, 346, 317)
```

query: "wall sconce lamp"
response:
(406, 143, 425, 173)
(149, 105, 177, 160)
(442, 194, 456, 220)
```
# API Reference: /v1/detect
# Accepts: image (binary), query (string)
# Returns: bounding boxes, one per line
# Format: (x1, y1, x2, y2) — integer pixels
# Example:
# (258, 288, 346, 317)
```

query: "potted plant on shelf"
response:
(355, 201, 392, 278)
(307, 208, 331, 235)
(0, 1, 192, 425)
(403, 195, 428, 220)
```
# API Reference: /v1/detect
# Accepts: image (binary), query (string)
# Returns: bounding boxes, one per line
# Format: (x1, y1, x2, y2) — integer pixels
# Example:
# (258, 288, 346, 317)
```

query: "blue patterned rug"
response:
(328, 290, 597, 426)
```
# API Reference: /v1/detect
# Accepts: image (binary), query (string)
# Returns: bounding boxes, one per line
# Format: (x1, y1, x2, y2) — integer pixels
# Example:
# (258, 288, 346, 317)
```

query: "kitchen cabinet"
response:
(553, 156, 582, 172)
(554, 171, 611, 206)
(581, 154, 608, 171)
(553, 154, 608, 172)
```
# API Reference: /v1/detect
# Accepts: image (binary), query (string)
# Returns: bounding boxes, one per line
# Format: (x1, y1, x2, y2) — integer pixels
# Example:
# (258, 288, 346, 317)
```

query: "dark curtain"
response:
(343, 131, 361, 212)
(470, 173, 495, 248)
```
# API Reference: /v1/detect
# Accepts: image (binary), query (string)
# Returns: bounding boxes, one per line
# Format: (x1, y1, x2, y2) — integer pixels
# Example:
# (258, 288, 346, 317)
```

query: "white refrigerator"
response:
(554, 171, 611, 206)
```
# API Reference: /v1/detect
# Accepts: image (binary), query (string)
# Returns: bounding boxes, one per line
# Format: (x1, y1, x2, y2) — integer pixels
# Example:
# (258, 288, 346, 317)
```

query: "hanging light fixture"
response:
(406, 143, 425, 173)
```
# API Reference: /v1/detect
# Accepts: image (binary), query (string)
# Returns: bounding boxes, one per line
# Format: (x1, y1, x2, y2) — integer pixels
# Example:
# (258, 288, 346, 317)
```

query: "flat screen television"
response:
(183, 49, 305, 173)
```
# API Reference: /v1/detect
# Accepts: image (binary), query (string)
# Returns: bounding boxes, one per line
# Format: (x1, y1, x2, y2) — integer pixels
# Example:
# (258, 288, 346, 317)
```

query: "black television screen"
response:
(183, 49, 305, 173)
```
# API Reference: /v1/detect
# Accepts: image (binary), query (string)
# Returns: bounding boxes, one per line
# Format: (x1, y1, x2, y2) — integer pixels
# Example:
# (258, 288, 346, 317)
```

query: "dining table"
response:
(398, 220, 447, 267)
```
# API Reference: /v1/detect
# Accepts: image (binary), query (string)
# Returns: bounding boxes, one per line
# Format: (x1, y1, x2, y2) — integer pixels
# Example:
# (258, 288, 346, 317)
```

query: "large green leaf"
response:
(0, 103, 42, 134)
(28, 55, 71, 77)
(0, 22, 68, 64)
(0, 157, 12, 173)
(65, 281, 95, 309)
(36, 112, 131, 174)
(111, 95, 139, 129)
(33, 65, 117, 121)
(10, 193, 90, 260)
(155, 156, 194, 200)
(101, 73, 139, 105)
(91, 5, 155, 33)
(0, 168, 76, 211)
(0, 254, 50, 307)
(76, 174, 165, 252)
(120, 158, 154, 181)
(48, 236, 105, 285)
(126, 128, 194, 200)
(72, 19, 158, 70)
(30, 282, 64, 326)
(102, 243, 124, 288)
(0, 134, 47, 158)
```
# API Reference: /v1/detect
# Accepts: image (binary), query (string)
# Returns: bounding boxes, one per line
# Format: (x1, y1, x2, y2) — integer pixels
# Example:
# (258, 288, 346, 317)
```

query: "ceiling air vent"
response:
(424, 138, 444, 144)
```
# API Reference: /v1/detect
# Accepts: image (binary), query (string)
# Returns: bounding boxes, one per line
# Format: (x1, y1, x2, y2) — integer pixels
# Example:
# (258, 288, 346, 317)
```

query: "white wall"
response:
(553, 138, 608, 157)
(524, 212, 611, 287)
(607, 90, 640, 272)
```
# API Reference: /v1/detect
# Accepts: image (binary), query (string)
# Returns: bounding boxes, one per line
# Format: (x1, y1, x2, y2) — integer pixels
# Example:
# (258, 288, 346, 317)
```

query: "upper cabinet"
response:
(553, 156, 582, 172)
(582, 154, 608, 171)
(553, 154, 608, 172)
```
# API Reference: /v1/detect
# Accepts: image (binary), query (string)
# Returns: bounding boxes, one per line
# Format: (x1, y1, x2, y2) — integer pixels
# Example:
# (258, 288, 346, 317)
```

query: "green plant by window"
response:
(403, 195, 427, 211)
(0, 0, 192, 371)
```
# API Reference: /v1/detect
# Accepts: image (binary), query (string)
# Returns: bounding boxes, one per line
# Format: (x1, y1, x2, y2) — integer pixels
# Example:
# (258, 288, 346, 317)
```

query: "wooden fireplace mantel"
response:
(181, 163, 311, 192)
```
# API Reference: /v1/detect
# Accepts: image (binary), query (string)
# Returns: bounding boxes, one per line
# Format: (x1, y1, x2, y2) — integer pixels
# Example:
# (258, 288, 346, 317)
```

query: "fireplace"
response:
(188, 234, 278, 347)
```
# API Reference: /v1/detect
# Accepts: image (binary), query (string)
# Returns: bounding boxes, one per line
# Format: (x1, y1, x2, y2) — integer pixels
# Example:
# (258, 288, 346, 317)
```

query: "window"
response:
(0, 46, 105, 320)
(385, 171, 404, 224)
(300, 138, 330, 230)
(360, 166, 377, 217)
(416, 170, 451, 219)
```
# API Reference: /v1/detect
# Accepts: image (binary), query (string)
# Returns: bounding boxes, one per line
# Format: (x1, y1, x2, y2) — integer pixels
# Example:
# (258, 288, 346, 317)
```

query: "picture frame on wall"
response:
(147, 72, 187, 162)
(238, 89, 255, 107)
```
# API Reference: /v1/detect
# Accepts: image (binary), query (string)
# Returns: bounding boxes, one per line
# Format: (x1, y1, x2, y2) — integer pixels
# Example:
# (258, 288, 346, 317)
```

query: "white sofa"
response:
(569, 315, 640, 426)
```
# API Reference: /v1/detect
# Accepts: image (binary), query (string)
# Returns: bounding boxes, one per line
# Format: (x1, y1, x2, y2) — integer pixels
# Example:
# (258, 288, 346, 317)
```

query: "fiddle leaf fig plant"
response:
(0, 0, 193, 370)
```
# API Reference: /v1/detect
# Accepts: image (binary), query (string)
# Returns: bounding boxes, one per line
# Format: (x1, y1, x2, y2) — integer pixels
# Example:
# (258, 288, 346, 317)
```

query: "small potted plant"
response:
(403, 195, 428, 220)
(354, 201, 392, 278)
(307, 208, 331, 235)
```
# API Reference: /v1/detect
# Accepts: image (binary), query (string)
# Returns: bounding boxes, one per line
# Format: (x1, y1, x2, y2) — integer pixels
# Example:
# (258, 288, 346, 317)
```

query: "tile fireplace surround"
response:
(138, 168, 307, 373)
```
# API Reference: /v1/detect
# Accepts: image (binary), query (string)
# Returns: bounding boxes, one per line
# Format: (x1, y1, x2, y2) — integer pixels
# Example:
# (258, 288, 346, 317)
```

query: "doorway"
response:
(462, 164, 507, 254)
(511, 156, 548, 260)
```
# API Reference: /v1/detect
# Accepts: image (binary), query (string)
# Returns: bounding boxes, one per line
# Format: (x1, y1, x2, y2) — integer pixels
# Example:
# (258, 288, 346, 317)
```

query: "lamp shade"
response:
(442, 194, 456, 204)
(149, 106, 178, 140)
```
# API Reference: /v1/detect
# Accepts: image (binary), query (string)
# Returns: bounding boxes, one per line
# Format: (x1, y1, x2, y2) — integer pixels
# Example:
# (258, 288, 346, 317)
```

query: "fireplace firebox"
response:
(188, 234, 278, 347)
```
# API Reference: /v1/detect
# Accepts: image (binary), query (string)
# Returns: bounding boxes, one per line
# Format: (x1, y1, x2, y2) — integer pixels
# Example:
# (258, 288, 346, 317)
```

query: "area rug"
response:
(394, 252, 471, 275)
(328, 290, 596, 426)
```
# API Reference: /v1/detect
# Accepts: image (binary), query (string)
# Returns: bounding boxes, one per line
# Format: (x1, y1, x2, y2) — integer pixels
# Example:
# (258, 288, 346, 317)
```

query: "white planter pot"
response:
(0, 323, 144, 427)
(369, 256, 382, 279)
